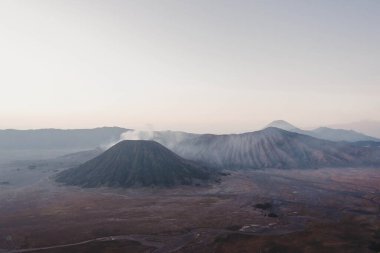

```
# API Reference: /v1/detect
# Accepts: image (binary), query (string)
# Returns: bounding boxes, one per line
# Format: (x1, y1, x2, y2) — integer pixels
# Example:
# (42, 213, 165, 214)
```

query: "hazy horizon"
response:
(1, 0, 379, 133)
(2, 119, 380, 138)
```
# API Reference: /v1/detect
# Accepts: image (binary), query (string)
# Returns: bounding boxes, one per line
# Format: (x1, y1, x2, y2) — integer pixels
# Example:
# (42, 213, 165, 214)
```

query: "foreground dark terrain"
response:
(0, 165, 379, 253)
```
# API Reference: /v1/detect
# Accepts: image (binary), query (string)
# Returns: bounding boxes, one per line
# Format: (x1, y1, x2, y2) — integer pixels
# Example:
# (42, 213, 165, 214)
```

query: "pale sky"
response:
(0, 0, 379, 133)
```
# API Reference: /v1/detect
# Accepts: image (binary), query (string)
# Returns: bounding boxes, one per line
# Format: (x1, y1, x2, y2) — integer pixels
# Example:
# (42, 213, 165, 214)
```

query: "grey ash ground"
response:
(1, 130, 380, 252)
(1, 166, 380, 253)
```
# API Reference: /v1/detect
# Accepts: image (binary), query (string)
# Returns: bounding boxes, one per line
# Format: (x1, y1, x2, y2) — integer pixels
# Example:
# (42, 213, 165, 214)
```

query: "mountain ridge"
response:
(265, 120, 379, 142)
(150, 127, 380, 169)
(0, 127, 128, 149)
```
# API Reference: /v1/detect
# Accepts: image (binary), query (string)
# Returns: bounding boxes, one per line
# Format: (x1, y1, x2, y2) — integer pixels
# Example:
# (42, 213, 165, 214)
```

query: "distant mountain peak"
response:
(311, 127, 379, 142)
(263, 121, 380, 142)
(265, 120, 299, 131)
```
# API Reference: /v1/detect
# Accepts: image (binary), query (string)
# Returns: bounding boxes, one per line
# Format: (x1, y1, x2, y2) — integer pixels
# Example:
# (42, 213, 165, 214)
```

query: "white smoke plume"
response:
(101, 125, 156, 150)
(101, 125, 200, 159)
(120, 130, 154, 141)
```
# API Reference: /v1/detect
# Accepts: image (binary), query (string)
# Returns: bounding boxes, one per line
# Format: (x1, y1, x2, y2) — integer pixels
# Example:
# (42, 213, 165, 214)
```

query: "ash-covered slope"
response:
(156, 128, 380, 169)
(56, 140, 213, 187)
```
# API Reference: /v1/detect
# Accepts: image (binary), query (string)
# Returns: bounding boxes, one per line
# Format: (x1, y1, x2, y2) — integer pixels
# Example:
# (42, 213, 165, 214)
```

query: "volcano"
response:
(56, 140, 213, 188)
(153, 128, 380, 169)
